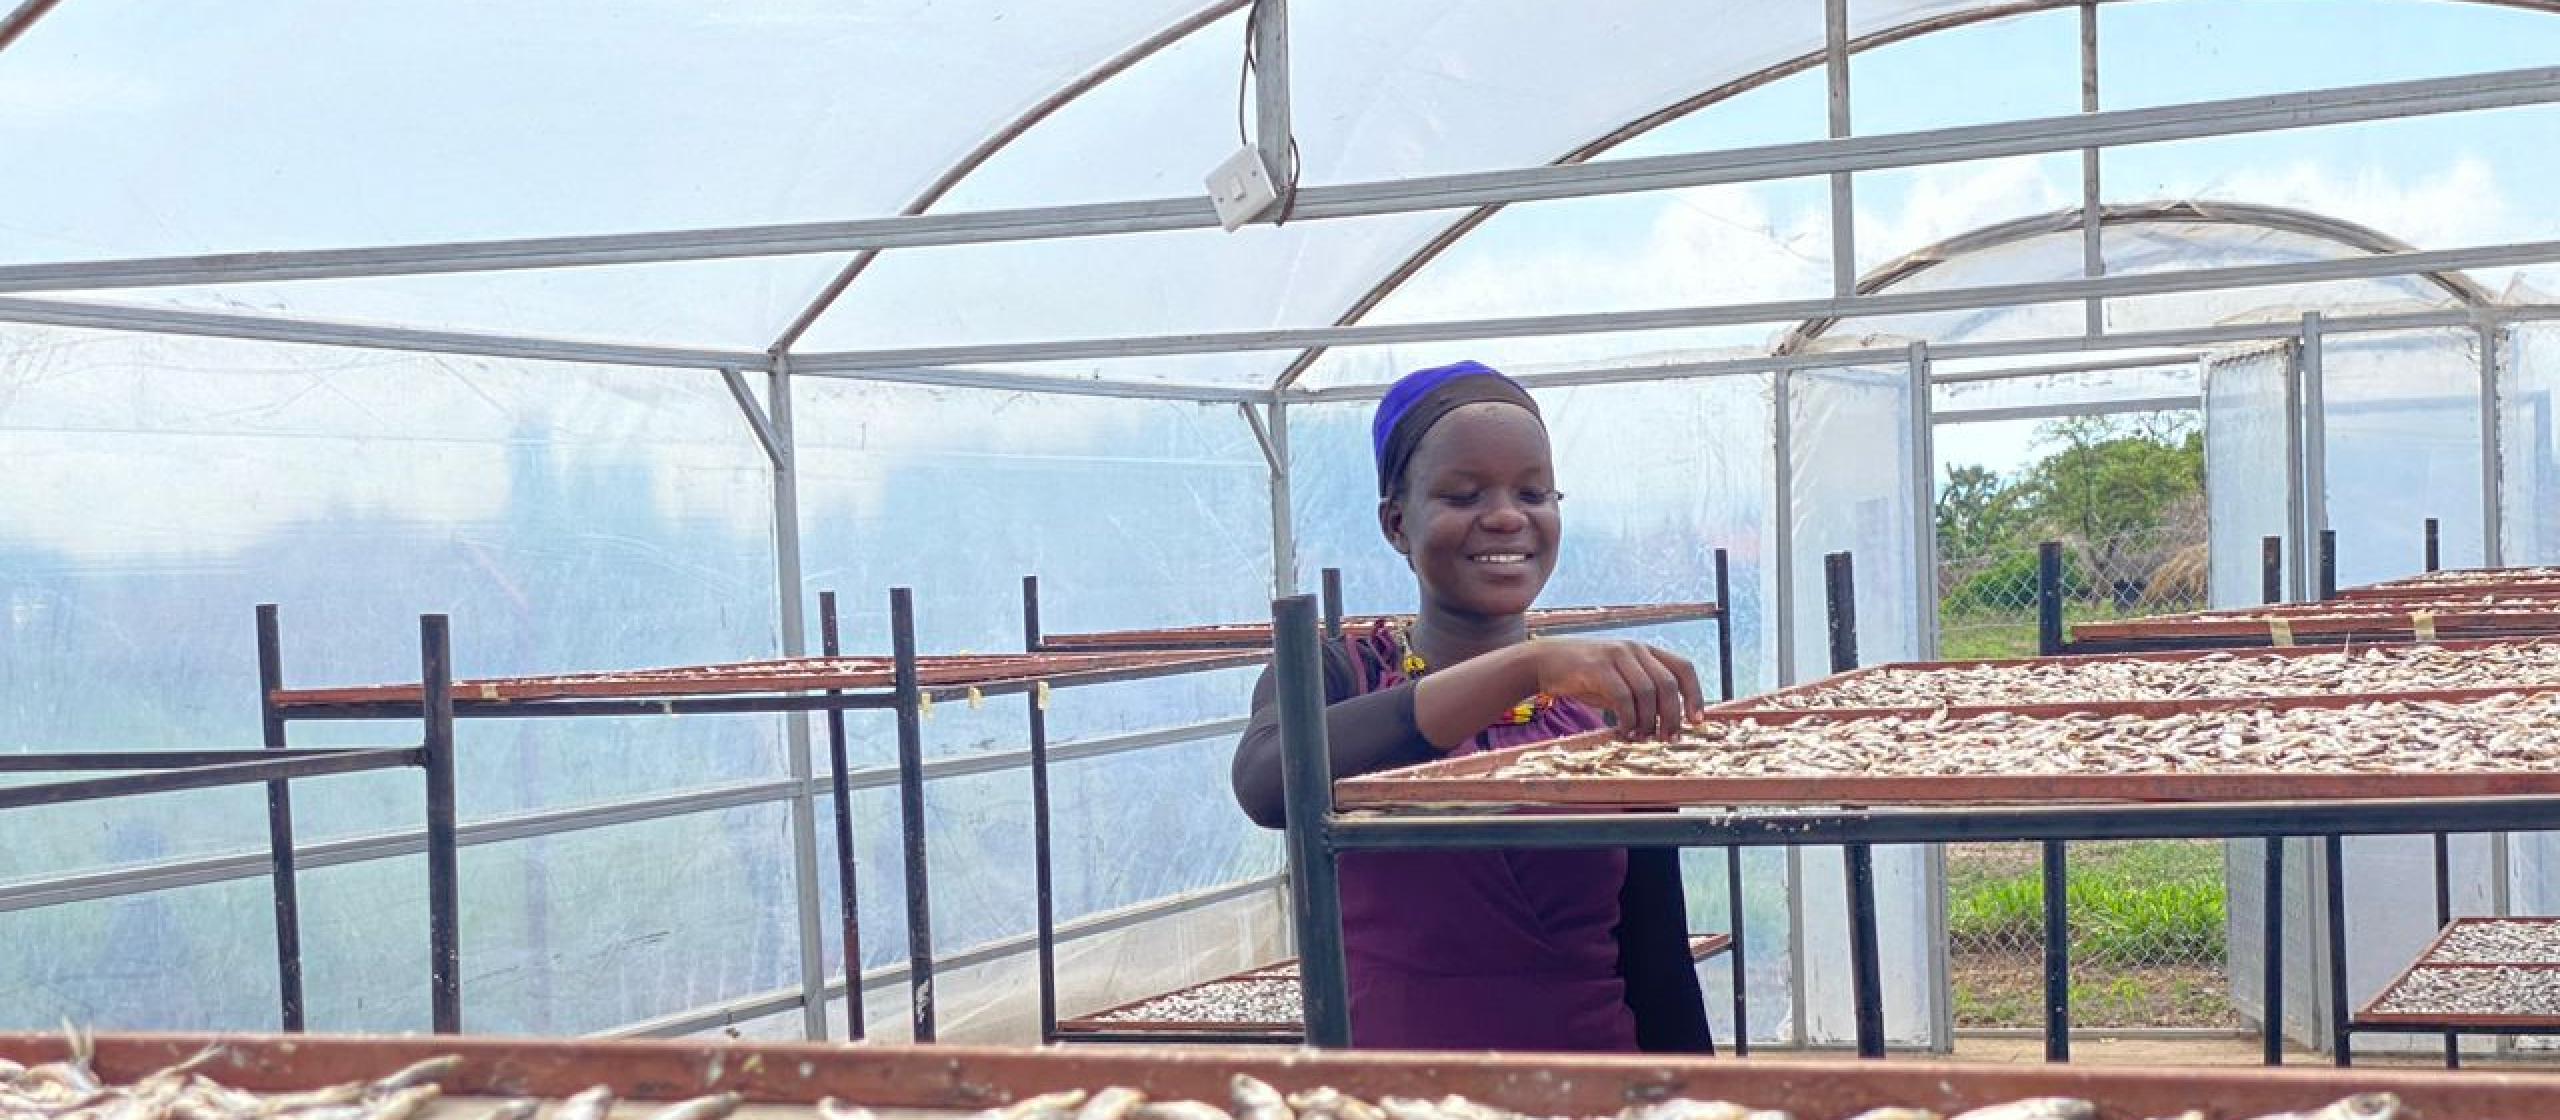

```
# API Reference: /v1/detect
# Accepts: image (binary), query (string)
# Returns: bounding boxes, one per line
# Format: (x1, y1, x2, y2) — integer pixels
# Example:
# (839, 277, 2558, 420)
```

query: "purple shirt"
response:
(1334, 624, 1636, 1051)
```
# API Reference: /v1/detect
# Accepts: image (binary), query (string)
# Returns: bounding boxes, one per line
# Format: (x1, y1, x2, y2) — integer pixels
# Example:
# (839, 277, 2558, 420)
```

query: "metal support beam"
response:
(1266, 402, 1297, 598)
(765, 358, 830, 1040)
(2300, 314, 2329, 597)
(1826, 0, 1856, 297)
(2079, 0, 2105, 335)
(0, 295, 770, 371)
(1931, 351, 2203, 384)
(0, 0, 63, 56)
(1251, 0, 1292, 190)
(1772, 370, 1798, 685)
(4, 67, 2555, 292)
(2283, 339, 2309, 601)
(1935, 394, 2202, 425)
(1906, 342, 1937, 658)
(795, 363, 1272, 405)
(794, 239, 2560, 372)
(721, 368, 786, 469)
(2481, 318, 2506, 566)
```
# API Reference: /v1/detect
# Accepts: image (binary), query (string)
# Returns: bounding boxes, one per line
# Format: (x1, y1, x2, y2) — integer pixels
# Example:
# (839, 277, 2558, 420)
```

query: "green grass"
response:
(1937, 601, 2205, 662)
(1947, 841, 2228, 967)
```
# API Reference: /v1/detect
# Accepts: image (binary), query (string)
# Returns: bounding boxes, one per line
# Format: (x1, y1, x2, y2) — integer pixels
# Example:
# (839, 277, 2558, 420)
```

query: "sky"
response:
(1, 0, 2556, 551)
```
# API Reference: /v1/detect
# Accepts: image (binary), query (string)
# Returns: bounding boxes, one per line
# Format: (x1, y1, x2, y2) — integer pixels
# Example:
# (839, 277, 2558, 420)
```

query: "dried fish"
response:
(1758, 640, 2560, 710)
(1947, 1101, 2093, 1120)
(1286, 1089, 1383, 1120)
(1080, 1088, 1149, 1120)
(1229, 1078, 1291, 1120)
(1845, 1110, 1939, 1120)
(817, 1098, 877, 1120)
(2240, 1095, 2405, 1120)
(478, 1100, 542, 1120)
(1132, 1103, 1233, 1120)
(986, 1091, 1092, 1120)
(552, 1085, 618, 1120)
(367, 1058, 461, 1096)
(646, 1092, 742, 1120)
(1619, 1103, 1787, 1120)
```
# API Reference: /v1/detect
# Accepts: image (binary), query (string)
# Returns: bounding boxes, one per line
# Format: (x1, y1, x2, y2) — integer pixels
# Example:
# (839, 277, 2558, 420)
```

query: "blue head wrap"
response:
(1371, 360, 1541, 498)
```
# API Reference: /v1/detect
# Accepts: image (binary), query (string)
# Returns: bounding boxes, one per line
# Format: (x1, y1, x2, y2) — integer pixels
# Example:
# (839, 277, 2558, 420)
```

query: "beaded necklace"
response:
(1391, 621, 1553, 726)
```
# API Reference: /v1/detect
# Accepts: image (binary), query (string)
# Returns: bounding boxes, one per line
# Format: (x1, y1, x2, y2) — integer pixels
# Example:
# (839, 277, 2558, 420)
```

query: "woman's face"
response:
(1380, 402, 1561, 619)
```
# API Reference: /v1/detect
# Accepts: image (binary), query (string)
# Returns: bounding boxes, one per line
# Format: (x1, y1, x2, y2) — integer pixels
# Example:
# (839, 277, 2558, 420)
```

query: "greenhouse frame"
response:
(4, 0, 2559, 1057)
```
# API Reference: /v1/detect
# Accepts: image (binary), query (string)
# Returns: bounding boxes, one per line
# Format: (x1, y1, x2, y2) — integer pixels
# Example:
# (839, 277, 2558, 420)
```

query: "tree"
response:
(2014, 413, 2204, 585)
(1935, 463, 2030, 565)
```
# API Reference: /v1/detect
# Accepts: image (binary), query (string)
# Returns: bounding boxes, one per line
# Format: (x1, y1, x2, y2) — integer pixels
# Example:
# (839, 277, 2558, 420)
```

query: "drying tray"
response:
(1334, 687, 2560, 810)
(13, 1031, 2560, 1120)
(2354, 918, 2560, 1033)
(1053, 935, 1734, 1041)
(1037, 603, 1718, 652)
(1717, 637, 2560, 714)
(2068, 604, 2560, 643)
(271, 649, 1262, 710)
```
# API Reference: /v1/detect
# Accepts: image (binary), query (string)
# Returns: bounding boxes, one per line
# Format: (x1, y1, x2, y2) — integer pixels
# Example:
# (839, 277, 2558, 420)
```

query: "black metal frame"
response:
(1279, 533, 2560, 1061)
(36, 611, 459, 1034)
(1020, 558, 1749, 1046)
(262, 592, 1260, 1044)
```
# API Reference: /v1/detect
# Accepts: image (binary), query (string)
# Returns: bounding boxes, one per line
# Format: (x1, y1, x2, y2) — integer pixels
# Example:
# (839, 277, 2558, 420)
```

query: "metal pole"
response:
(820, 591, 865, 1040)
(2262, 536, 2285, 606)
(1825, 0, 1856, 298)
(1250, 0, 1290, 190)
(1726, 845, 1749, 1055)
(2318, 529, 2338, 601)
(2302, 314, 2330, 600)
(2261, 538, 2286, 1066)
(768, 359, 831, 1040)
(1773, 371, 1798, 685)
(1826, 551, 1885, 1059)
(1022, 576, 1059, 1044)
(889, 588, 936, 1042)
(2434, 831, 2458, 1068)
(1274, 594, 1351, 1047)
(2284, 340, 2308, 601)
(2325, 834, 2352, 1067)
(2425, 517, 2442, 573)
(253, 605, 305, 1033)
(420, 614, 460, 1035)
(1713, 548, 1737, 701)
(2042, 840, 2070, 1062)
(1907, 341, 1938, 658)
(1268, 402, 1298, 598)
(1320, 567, 1344, 639)
(2079, 0, 2105, 336)
(2036, 541, 2066, 656)
(2263, 836, 2287, 1066)
(2482, 320, 2506, 567)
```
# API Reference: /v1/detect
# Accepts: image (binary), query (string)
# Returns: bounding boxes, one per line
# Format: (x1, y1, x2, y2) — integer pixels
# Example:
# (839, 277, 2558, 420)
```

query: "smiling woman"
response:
(1228, 360, 1713, 1053)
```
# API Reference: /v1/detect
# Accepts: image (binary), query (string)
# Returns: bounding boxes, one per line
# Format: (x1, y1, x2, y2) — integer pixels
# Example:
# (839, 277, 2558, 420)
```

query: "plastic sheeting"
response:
(2504, 323, 2560, 568)
(2203, 344, 2296, 608)
(2318, 330, 2489, 584)
(1782, 363, 1939, 1048)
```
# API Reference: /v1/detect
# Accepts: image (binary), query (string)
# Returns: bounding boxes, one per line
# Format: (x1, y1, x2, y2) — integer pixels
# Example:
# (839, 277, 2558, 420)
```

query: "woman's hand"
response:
(1519, 638, 1708, 742)
(1413, 638, 1707, 748)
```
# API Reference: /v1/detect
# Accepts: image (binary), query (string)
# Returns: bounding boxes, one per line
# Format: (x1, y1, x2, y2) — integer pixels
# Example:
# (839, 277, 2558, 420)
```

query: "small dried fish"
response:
(1132, 1103, 1233, 1120)
(364, 1084, 443, 1120)
(818, 1098, 878, 1120)
(368, 1058, 462, 1096)
(1287, 1088, 1383, 1120)
(646, 1091, 742, 1120)
(1845, 1110, 1939, 1120)
(2241, 1095, 2406, 1120)
(1947, 1101, 2093, 1120)
(1619, 1103, 1788, 1120)
(986, 1091, 1091, 1120)
(553, 1085, 619, 1120)
(1080, 1088, 1149, 1120)
(1229, 1079, 1290, 1120)
(478, 1099, 542, 1120)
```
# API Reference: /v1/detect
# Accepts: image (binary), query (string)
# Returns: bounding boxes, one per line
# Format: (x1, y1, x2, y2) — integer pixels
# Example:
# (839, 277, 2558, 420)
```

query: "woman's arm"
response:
(1616, 847, 1715, 1054)
(1230, 645, 1439, 830)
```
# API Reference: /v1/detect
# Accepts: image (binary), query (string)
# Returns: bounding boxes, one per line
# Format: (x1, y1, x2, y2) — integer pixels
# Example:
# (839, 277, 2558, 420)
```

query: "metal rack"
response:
(1020, 553, 1742, 1047)
(12, 613, 459, 1034)
(1278, 542, 2560, 1065)
(16, 1030, 2560, 1120)
(261, 591, 1260, 1042)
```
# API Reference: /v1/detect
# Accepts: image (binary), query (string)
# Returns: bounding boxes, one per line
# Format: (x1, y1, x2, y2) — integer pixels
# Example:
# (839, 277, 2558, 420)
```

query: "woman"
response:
(1232, 359, 1714, 1053)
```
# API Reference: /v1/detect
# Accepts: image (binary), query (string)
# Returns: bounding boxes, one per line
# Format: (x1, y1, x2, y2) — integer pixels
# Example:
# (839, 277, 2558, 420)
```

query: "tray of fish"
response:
(1064, 978, 1303, 1033)
(1735, 641, 2560, 713)
(2421, 918, 2560, 964)
(1337, 690, 2560, 809)
(0, 1031, 2513, 1120)
(2356, 963, 2560, 1029)
(2070, 604, 2560, 643)
(2350, 567, 2560, 598)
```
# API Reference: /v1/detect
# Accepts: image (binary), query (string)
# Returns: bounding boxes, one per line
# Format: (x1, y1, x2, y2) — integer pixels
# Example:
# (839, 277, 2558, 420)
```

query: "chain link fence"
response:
(1937, 524, 2236, 1030)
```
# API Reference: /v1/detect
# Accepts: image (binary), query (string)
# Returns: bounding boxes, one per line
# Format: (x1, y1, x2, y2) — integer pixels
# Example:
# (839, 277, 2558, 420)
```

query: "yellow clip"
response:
(2269, 617, 2296, 647)
(967, 687, 984, 710)
(2413, 611, 2438, 641)
(1036, 682, 1052, 711)
(918, 692, 934, 719)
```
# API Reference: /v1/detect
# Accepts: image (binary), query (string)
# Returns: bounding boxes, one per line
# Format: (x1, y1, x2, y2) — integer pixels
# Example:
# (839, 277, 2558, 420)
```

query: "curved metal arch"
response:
(1772, 199, 2500, 354)
(1266, 0, 2560, 391)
